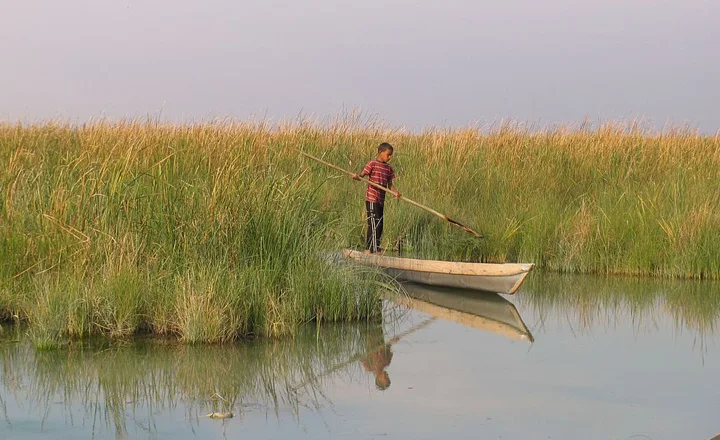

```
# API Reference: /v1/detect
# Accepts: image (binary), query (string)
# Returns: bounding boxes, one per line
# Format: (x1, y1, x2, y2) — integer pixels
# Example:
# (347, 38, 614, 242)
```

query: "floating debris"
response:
(205, 412, 234, 419)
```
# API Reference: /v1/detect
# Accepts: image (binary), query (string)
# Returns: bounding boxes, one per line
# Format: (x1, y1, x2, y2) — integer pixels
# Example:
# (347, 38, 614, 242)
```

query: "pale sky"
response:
(1, 0, 718, 132)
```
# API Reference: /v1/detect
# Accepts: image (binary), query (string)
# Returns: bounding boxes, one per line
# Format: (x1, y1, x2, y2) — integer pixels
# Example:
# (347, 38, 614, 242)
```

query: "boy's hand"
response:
(394, 191, 401, 198)
(352, 174, 361, 181)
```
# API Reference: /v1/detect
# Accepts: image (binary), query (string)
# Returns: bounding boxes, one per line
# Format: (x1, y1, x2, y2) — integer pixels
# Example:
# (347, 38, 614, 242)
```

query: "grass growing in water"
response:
(300, 121, 720, 278)
(0, 121, 385, 346)
(1, 119, 720, 344)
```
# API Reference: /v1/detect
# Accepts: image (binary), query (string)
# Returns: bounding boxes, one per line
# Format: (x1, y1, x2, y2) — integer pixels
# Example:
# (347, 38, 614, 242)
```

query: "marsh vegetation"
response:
(1, 120, 718, 345)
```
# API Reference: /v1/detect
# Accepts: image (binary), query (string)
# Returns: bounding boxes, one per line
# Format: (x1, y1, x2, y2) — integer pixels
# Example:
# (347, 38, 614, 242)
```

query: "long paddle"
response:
(301, 152, 483, 238)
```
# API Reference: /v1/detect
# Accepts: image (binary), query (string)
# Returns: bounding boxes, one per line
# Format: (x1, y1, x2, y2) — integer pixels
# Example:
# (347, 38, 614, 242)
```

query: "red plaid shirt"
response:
(362, 160, 395, 204)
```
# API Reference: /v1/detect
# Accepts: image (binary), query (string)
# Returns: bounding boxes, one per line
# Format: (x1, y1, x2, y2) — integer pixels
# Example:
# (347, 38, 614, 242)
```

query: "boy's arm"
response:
(389, 168, 399, 197)
(353, 162, 372, 180)
(389, 182, 401, 198)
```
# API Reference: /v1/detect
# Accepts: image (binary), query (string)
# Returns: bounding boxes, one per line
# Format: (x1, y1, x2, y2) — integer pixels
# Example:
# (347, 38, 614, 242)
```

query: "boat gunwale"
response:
(343, 249, 534, 277)
(507, 271, 532, 294)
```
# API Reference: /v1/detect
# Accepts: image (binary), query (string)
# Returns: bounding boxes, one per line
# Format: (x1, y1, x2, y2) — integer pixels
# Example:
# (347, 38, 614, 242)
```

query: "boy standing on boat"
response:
(352, 143, 400, 254)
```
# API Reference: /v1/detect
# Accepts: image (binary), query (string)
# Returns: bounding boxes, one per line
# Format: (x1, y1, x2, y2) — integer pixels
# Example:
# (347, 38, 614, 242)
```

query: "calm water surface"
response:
(1, 273, 719, 440)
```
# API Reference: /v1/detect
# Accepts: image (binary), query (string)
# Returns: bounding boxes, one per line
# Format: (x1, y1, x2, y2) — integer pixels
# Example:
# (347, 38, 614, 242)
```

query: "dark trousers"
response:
(366, 201, 384, 252)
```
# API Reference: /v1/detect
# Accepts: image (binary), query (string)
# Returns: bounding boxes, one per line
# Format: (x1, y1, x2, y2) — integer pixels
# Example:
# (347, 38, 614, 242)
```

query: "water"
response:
(1, 273, 719, 440)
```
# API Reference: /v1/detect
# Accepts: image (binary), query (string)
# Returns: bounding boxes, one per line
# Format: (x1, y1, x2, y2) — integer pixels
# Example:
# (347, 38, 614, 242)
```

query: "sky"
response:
(1, 0, 719, 132)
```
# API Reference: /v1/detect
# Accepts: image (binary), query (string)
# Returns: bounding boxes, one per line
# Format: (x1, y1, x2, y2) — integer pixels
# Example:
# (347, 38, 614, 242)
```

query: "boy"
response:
(352, 143, 400, 254)
(360, 324, 393, 390)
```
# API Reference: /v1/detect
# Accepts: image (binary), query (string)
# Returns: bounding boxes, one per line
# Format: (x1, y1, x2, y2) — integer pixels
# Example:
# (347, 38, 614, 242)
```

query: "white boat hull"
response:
(343, 249, 534, 295)
(384, 268, 529, 293)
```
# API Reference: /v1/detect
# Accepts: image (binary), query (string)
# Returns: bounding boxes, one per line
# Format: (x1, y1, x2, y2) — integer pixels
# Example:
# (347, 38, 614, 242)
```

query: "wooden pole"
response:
(301, 152, 483, 238)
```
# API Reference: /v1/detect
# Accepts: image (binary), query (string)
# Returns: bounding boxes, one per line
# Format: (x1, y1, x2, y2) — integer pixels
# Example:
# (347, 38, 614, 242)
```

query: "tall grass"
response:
(1, 119, 719, 343)
(302, 121, 720, 278)
(0, 121, 385, 346)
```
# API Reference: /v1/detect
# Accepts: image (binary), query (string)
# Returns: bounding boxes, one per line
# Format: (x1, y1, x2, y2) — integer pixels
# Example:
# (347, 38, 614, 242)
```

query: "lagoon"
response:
(1, 273, 719, 440)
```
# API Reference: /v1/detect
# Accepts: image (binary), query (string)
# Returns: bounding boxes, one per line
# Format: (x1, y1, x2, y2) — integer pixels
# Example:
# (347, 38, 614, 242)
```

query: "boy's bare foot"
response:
(363, 249, 372, 254)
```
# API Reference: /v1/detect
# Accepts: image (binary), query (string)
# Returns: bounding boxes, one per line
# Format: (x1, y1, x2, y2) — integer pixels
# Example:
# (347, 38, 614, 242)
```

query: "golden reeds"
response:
(1, 119, 718, 344)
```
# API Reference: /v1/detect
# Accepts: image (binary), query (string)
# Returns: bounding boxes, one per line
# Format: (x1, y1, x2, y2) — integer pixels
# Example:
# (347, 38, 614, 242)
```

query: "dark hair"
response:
(377, 142, 393, 153)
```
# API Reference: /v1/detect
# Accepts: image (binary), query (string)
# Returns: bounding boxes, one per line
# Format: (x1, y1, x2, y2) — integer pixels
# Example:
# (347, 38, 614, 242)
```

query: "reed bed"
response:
(1, 119, 719, 344)
(0, 121, 386, 347)
(303, 121, 720, 279)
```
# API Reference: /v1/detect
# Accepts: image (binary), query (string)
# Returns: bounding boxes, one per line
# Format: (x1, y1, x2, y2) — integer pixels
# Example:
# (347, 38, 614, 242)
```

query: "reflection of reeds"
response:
(0, 323, 383, 436)
(520, 273, 720, 339)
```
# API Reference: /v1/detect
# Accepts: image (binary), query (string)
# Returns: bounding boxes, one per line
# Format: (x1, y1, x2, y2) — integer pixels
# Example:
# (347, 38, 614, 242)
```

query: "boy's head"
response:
(377, 142, 394, 163)
(375, 370, 391, 390)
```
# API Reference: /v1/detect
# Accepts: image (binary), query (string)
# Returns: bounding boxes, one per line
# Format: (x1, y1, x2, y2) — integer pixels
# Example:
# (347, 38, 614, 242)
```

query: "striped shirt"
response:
(362, 160, 395, 204)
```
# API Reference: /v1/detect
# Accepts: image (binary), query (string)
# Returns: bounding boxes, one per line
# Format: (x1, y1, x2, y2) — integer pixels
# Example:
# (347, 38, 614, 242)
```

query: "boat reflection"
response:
(0, 284, 536, 437)
(396, 282, 535, 343)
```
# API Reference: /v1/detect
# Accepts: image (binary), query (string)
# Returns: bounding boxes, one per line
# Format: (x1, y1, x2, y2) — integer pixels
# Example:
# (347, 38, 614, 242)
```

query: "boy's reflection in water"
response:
(360, 325, 393, 390)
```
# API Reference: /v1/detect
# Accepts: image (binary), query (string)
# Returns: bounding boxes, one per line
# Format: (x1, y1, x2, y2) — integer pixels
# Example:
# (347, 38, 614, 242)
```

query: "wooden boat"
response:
(343, 249, 534, 294)
(397, 282, 534, 342)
